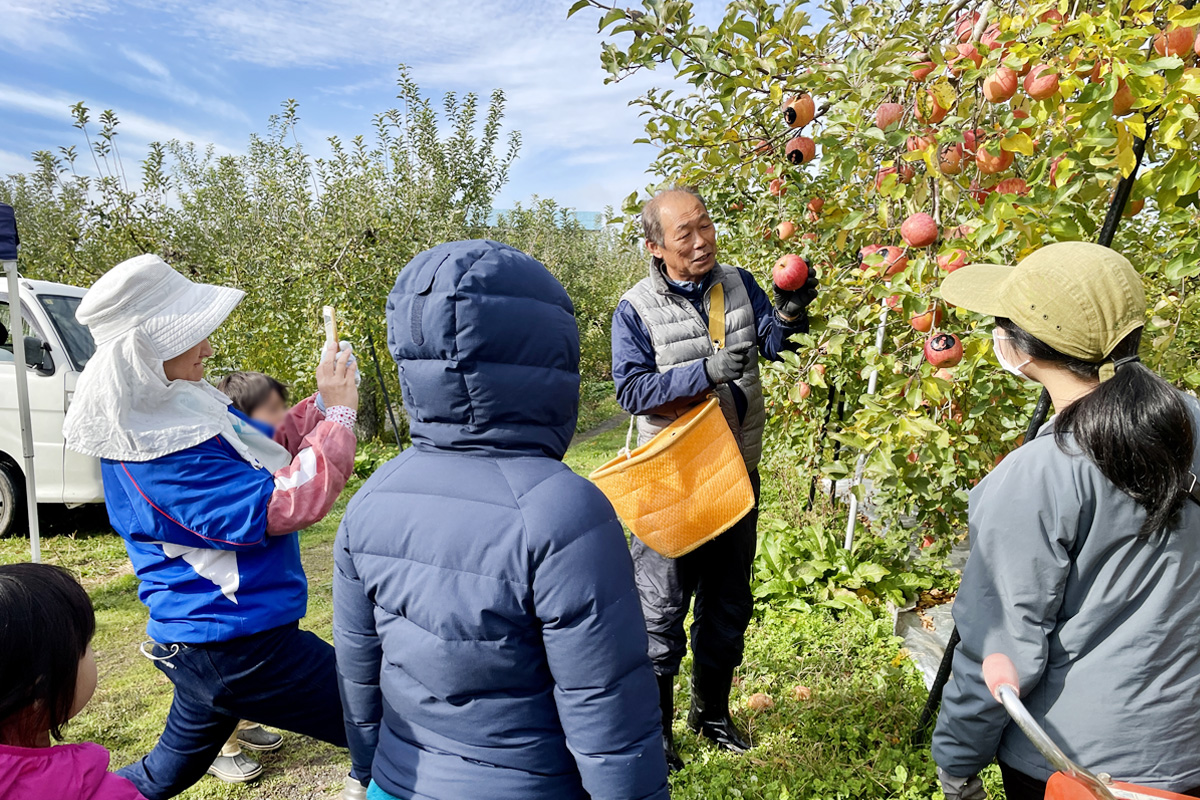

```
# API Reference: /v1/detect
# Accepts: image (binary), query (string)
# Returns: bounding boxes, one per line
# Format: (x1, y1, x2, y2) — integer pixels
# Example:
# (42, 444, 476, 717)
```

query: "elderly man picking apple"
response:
(610, 185, 818, 771)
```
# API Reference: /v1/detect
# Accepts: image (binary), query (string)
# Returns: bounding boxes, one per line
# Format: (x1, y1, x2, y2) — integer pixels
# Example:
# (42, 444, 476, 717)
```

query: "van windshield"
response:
(38, 294, 95, 371)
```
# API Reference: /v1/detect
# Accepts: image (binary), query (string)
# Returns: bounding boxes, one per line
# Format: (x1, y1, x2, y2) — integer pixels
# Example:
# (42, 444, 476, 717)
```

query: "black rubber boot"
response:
(657, 674, 685, 773)
(686, 663, 752, 753)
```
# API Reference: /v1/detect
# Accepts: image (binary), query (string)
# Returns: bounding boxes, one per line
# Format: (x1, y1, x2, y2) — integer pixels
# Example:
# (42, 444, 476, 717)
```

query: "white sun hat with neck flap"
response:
(63, 254, 289, 467)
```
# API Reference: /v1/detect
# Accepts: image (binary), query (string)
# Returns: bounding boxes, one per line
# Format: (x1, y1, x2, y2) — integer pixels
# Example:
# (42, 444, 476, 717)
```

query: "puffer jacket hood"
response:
(386, 240, 580, 459)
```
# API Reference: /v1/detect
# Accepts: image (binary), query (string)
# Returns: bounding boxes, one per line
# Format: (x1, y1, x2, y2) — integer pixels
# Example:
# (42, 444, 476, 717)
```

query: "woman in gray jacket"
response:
(932, 242, 1200, 800)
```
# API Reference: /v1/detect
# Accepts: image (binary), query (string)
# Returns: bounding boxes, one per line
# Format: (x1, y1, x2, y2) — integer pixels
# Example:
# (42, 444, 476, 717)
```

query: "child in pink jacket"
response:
(0, 563, 145, 800)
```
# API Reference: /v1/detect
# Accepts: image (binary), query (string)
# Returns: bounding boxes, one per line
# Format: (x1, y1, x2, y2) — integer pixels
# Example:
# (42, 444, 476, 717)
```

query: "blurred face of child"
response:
(251, 389, 289, 429)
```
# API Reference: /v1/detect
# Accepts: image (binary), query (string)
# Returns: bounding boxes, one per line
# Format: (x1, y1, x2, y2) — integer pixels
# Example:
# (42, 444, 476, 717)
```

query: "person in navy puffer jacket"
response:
(333, 240, 671, 800)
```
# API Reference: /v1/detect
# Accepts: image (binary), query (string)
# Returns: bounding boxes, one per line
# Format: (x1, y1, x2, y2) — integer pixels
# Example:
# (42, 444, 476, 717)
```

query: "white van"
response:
(0, 276, 103, 536)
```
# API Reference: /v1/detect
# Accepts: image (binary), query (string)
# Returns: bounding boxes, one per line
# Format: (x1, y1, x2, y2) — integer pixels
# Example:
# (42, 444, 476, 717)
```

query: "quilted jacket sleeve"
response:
(932, 442, 1076, 777)
(526, 472, 670, 800)
(333, 516, 381, 783)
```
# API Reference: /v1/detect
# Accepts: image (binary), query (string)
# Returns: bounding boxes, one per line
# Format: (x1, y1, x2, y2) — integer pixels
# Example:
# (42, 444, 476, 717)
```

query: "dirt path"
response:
(570, 412, 628, 446)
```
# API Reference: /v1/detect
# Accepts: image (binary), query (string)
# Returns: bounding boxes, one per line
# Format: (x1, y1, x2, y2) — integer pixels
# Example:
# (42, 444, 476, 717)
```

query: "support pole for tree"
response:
(366, 330, 404, 451)
(844, 305, 887, 550)
(912, 121, 1156, 746)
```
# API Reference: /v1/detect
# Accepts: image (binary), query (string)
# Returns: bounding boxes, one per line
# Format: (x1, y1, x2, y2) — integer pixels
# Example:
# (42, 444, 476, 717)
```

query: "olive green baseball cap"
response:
(940, 241, 1146, 361)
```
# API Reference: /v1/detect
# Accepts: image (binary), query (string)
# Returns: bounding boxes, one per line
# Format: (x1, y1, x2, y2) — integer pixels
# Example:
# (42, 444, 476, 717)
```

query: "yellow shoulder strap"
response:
(708, 282, 726, 350)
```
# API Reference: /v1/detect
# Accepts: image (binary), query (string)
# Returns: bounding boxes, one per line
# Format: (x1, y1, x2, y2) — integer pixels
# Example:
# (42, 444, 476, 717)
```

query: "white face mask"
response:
(993, 330, 1033, 380)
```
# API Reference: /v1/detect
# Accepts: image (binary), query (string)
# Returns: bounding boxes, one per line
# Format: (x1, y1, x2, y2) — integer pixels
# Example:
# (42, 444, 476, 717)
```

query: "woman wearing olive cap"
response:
(931, 242, 1200, 800)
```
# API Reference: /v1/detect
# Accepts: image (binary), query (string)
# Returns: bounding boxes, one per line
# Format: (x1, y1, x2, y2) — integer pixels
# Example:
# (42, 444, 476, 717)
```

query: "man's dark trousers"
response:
(631, 470, 761, 675)
(117, 623, 359, 800)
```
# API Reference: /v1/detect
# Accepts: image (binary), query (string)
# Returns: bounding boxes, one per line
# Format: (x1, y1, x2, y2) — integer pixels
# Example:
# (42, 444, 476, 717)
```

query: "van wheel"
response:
(0, 463, 24, 538)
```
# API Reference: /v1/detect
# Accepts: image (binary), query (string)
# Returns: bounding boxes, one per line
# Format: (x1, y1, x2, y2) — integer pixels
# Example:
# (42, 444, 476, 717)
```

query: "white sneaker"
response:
(340, 775, 368, 800)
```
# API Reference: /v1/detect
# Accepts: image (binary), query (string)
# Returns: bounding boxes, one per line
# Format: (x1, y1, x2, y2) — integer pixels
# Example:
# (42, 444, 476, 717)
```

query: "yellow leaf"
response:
(1115, 122, 1136, 177)
(1180, 69, 1200, 96)
(836, 228, 849, 252)
(931, 80, 957, 111)
(770, 82, 783, 105)
(1125, 114, 1147, 141)
(1000, 132, 1035, 156)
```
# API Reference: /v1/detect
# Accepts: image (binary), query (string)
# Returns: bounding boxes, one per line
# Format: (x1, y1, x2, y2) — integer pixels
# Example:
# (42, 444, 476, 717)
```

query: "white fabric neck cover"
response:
(63, 254, 292, 467)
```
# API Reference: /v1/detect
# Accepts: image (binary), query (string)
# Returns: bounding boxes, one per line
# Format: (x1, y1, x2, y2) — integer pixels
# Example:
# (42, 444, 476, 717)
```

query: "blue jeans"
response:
(117, 623, 363, 800)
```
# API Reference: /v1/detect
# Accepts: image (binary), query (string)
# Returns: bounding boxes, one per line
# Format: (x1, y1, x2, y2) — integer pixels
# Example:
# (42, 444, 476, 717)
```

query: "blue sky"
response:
(0, 0, 733, 213)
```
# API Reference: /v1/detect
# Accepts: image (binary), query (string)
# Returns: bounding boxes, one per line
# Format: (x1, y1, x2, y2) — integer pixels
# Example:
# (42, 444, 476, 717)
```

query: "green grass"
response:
(0, 431, 992, 800)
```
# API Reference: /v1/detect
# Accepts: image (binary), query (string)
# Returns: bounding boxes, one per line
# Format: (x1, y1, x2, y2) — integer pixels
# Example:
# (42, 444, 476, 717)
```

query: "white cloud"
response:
(119, 46, 171, 80)
(0, 150, 35, 179)
(0, 0, 109, 52)
(0, 83, 239, 155)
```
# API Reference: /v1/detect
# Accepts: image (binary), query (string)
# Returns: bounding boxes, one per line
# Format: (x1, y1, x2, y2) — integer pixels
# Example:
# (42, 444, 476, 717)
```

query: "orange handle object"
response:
(1048, 773, 1195, 800)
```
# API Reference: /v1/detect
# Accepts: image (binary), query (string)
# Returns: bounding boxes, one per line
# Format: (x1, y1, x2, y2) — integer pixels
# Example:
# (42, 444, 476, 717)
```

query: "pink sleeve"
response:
(274, 394, 326, 457)
(266, 420, 356, 535)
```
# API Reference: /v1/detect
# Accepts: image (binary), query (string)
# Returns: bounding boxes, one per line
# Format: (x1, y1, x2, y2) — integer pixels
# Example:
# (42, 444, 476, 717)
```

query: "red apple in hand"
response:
(924, 333, 964, 367)
(901, 213, 938, 247)
(773, 254, 810, 290)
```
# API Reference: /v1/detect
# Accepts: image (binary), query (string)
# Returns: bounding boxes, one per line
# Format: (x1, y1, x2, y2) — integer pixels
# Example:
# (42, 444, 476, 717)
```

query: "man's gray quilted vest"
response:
(621, 261, 766, 471)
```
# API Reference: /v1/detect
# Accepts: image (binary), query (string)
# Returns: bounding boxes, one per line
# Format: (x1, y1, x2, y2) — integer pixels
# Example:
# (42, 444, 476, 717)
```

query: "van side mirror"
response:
(23, 337, 53, 374)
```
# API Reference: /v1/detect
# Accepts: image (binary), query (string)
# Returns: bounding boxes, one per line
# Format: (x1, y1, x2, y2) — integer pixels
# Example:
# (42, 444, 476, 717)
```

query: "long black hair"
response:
(0, 563, 96, 744)
(997, 318, 1194, 538)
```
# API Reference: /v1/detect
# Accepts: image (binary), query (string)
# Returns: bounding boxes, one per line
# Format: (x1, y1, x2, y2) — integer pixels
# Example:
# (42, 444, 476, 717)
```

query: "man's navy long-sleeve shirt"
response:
(611, 266, 807, 418)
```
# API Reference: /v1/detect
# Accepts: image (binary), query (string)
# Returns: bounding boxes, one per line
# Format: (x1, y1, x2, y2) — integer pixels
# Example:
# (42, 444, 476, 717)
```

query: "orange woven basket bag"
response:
(589, 396, 755, 558)
(589, 283, 755, 557)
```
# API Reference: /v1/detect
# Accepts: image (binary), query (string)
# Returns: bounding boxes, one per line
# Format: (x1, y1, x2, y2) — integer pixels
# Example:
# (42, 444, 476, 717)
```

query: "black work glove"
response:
(704, 341, 754, 385)
(773, 264, 819, 323)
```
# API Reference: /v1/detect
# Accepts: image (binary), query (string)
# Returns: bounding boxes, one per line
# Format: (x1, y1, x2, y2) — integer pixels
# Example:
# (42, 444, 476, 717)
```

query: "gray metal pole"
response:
(4, 261, 41, 562)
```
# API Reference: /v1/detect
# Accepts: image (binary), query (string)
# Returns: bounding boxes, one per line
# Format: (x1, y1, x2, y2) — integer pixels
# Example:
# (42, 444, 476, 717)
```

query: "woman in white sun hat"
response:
(63, 254, 369, 800)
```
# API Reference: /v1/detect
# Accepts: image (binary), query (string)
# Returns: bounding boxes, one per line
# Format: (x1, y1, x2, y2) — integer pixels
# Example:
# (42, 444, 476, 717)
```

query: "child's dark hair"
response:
(216, 371, 288, 416)
(997, 319, 1194, 538)
(0, 563, 96, 743)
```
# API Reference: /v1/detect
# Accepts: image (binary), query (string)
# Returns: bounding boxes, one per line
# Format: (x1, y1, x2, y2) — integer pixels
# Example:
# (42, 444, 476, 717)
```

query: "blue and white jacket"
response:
(102, 400, 355, 644)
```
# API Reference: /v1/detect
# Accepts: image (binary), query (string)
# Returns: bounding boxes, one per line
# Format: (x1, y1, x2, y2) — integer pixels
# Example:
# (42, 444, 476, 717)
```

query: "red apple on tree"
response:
(875, 102, 905, 129)
(983, 67, 1018, 103)
(878, 245, 909, 277)
(1024, 65, 1060, 100)
(976, 144, 1014, 174)
(785, 94, 816, 127)
(924, 332, 964, 367)
(786, 135, 817, 165)
(909, 52, 936, 81)
(937, 249, 968, 272)
(938, 144, 964, 175)
(910, 305, 946, 332)
(769, 178, 787, 196)
(955, 11, 980, 42)
(901, 212, 938, 247)
(907, 131, 937, 152)
(995, 177, 1029, 196)
(807, 197, 824, 214)
(772, 254, 810, 290)
(1154, 25, 1195, 57)
(1112, 79, 1134, 116)
(776, 220, 797, 240)
(915, 89, 950, 124)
